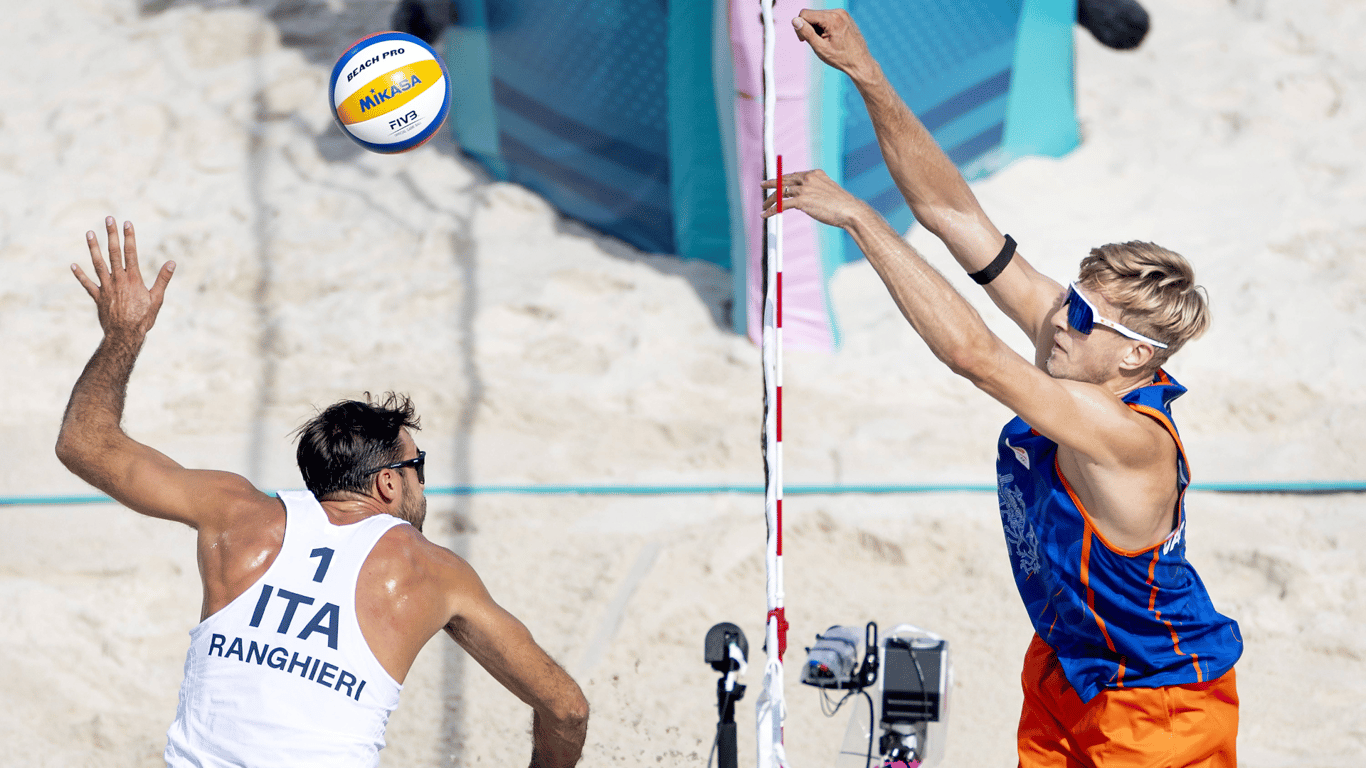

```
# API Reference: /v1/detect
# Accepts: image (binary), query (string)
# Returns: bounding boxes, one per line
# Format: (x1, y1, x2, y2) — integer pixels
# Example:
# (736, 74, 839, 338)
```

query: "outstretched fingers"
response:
(121, 220, 144, 285)
(73, 218, 175, 322)
(105, 216, 125, 276)
(85, 228, 110, 286)
(759, 177, 783, 219)
(71, 261, 101, 302)
(149, 260, 177, 307)
(759, 172, 809, 219)
(762, 169, 862, 227)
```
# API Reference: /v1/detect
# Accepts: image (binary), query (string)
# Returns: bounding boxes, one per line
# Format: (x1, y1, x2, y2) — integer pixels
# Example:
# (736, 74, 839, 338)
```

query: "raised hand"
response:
(72, 217, 175, 342)
(760, 169, 870, 230)
(793, 9, 876, 81)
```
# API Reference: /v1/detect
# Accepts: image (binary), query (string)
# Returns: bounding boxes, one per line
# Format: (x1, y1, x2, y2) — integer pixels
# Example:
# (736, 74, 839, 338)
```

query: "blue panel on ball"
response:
(329, 31, 452, 155)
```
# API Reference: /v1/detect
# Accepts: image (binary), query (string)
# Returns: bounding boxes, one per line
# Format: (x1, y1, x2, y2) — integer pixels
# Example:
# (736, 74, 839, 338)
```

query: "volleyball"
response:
(329, 31, 450, 154)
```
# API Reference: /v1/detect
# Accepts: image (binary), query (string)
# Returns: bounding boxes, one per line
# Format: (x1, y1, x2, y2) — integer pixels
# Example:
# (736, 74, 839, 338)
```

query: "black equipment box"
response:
(881, 637, 947, 724)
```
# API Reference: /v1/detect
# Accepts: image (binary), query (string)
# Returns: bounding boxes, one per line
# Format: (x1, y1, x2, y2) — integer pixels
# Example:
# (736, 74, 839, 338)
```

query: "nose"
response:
(1049, 300, 1069, 333)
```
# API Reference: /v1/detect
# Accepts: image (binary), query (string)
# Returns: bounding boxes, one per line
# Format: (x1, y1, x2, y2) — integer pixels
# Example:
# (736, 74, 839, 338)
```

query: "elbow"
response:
(559, 689, 590, 730)
(941, 337, 999, 384)
(911, 205, 954, 240)
(536, 677, 589, 734)
(54, 430, 81, 472)
(914, 200, 977, 239)
(942, 351, 981, 381)
(54, 424, 107, 479)
(919, 206, 997, 258)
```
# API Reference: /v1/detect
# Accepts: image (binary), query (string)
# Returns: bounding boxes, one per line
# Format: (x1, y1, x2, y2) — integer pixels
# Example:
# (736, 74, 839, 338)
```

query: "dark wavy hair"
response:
(294, 392, 421, 498)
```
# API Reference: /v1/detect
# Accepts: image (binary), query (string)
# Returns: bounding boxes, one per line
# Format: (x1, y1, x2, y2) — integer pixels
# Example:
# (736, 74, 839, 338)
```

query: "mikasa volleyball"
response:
(330, 32, 450, 154)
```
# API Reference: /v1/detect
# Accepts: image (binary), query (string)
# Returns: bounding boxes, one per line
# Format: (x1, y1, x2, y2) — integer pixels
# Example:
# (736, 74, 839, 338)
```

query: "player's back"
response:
(165, 490, 407, 768)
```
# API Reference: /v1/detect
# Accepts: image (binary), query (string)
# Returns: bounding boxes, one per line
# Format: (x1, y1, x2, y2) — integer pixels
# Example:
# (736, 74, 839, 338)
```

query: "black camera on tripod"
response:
(801, 622, 951, 768)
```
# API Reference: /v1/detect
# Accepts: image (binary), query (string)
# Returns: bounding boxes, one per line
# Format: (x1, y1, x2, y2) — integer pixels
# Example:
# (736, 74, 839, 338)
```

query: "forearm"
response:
(845, 205, 1004, 381)
(448, 605, 589, 768)
(793, 11, 1057, 344)
(848, 65, 1060, 341)
(55, 332, 145, 481)
(848, 65, 1002, 269)
(528, 704, 588, 768)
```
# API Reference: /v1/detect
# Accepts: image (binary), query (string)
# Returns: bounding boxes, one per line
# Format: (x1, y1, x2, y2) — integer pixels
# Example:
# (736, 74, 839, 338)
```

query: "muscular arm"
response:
(440, 556, 589, 768)
(55, 218, 268, 528)
(359, 529, 589, 766)
(793, 9, 1062, 343)
(766, 179, 1175, 546)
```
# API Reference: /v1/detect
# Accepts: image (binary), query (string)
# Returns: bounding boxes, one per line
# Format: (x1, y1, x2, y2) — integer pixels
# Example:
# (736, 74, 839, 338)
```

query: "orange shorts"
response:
(1017, 634, 1238, 768)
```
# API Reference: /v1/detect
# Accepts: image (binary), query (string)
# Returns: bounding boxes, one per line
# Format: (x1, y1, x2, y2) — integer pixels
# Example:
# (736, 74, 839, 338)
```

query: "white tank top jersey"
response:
(164, 490, 408, 767)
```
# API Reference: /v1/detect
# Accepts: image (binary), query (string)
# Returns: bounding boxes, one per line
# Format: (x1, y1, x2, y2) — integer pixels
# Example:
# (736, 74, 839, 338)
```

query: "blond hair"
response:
(1078, 241, 1210, 369)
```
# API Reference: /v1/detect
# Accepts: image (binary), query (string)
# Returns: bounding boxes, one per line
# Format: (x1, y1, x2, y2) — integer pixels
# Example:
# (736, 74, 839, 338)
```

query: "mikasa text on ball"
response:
(330, 31, 451, 154)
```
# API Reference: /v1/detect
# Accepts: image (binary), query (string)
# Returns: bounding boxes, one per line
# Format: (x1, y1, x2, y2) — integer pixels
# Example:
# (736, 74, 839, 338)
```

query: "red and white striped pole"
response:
(757, 0, 788, 765)
(767, 150, 786, 660)
(769, 151, 786, 663)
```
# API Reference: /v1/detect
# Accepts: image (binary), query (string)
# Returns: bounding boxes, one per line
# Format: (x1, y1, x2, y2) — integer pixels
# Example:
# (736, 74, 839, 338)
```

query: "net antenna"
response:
(756, 0, 789, 766)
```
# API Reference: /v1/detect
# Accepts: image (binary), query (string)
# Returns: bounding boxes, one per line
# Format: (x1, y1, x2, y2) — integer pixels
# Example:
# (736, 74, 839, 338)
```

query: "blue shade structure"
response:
(445, 0, 1079, 347)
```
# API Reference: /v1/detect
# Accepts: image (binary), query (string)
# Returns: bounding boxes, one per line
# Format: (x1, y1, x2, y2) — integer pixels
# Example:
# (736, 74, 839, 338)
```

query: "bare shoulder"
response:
(196, 483, 286, 619)
(1031, 377, 1173, 468)
(212, 472, 281, 511)
(194, 472, 283, 531)
(1053, 390, 1181, 549)
(1109, 390, 1179, 467)
(117, 460, 277, 531)
(369, 523, 470, 573)
(365, 524, 487, 615)
(357, 522, 488, 680)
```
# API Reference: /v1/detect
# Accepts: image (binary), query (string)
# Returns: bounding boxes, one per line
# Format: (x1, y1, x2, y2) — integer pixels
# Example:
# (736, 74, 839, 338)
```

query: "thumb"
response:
(792, 15, 817, 44)
(149, 261, 176, 304)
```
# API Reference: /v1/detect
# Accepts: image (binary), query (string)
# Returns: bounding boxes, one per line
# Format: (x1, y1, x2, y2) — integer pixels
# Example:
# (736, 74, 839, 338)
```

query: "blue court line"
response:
(3, 482, 1364, 507)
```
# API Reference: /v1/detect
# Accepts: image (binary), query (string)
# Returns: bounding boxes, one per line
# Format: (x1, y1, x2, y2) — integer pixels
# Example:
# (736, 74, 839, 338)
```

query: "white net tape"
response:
(757, 0, 788, 766)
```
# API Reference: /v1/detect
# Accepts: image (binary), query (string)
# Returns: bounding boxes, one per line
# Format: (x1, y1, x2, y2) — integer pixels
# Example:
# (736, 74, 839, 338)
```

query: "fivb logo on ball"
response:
(329, 31, 450, 154)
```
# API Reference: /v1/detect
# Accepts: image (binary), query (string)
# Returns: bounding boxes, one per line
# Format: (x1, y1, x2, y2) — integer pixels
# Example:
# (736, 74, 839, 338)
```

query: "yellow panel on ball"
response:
(329, 32, 451, 154)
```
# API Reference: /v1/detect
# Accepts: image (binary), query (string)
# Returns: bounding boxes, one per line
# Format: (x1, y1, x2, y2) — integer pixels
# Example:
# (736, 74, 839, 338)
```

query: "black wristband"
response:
(968, 235, 1016, 285)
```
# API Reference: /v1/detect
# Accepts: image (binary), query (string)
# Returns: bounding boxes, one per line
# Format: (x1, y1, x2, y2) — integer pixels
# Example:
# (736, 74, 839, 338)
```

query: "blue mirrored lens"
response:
(1066, 286, 1094, 334)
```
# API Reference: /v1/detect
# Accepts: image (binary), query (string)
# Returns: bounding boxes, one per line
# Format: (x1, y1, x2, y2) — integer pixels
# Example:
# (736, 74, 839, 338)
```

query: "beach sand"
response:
(1, 0, 1362, 766)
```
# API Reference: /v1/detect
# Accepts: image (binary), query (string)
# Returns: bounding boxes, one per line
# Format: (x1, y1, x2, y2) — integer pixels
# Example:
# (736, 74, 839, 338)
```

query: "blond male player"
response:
(763, 10, 1242, 767)
(57, 218, 588, 767)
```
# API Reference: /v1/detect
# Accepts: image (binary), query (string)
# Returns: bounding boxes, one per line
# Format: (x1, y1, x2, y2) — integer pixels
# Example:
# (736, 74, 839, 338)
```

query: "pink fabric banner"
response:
(731, 1, 833, 352)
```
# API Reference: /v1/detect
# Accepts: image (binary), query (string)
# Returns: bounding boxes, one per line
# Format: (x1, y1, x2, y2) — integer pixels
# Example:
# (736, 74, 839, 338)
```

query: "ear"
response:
(373, 468, 402, 505)
(1118, 341, 1155, 375)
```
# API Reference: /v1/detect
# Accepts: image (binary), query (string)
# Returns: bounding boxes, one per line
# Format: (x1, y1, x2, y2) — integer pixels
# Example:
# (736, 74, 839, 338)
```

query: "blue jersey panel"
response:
(996, 370, 1242, 702)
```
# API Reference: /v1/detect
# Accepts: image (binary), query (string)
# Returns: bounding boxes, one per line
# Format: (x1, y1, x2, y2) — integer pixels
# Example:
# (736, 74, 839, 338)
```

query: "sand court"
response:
(2, 0, 1364, 766)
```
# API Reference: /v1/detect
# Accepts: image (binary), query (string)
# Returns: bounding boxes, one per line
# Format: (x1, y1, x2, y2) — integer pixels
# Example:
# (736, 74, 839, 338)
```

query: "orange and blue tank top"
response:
(996, 370, 1242, 702)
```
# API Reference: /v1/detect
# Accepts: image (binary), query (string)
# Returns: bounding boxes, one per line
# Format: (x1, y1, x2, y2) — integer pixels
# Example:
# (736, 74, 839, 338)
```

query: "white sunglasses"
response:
(1066, 282, 1169, 349)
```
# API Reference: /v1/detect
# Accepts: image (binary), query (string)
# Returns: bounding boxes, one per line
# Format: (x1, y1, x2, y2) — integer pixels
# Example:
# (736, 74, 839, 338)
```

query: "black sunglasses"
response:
(361, 450, 425, 484)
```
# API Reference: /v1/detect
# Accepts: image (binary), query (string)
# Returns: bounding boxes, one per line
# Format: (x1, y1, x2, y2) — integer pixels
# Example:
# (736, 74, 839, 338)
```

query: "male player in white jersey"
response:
(765, 10, 1241, 768)
(56, 217, 589, 767)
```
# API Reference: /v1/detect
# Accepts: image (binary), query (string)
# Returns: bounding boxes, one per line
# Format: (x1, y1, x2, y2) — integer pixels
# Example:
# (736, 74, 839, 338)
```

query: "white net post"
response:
(756, 0, 788, 766)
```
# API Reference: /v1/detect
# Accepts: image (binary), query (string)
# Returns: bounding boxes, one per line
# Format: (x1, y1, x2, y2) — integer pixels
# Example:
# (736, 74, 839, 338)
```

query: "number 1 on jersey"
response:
(309, 547, 335, 583)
